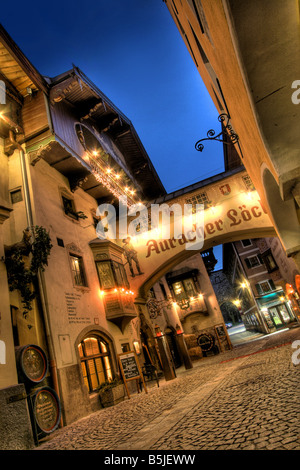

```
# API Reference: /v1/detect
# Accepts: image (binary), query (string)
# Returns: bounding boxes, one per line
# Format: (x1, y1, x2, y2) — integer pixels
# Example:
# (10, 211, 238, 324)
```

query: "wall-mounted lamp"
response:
(155, 325, 163, 337)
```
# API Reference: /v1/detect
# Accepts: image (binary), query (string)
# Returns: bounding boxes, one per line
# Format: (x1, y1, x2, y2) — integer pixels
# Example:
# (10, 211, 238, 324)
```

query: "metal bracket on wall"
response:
(195, 113, 239, 152)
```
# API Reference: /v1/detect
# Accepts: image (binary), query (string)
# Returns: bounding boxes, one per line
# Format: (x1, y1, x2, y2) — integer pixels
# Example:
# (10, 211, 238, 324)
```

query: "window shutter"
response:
(255, 283, 263, 295)
(269, 279, 276, 290)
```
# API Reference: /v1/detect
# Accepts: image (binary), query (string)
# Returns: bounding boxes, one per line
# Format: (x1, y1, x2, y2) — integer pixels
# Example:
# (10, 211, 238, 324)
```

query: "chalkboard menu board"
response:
(119, 352, 140, 380)
(118, 351, 147, 398)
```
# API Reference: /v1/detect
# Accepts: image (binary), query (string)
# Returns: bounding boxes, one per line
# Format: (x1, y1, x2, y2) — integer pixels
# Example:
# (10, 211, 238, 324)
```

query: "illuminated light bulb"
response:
(92, 150, 99, 156)
(241, 282, 247, 289)
(114, 288, 118, 293)
(106, 168, 111, 174)
(115, 174, 121, 179)
(190, 296, 194, 301)
(99, 290, 105, 296)
(125, 187, 129, 192)
(280, 296, 285, 302)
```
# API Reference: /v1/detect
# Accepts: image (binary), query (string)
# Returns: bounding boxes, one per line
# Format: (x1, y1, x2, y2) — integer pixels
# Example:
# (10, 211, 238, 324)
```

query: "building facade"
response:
(0, 25, 230, 449)
(165, 0, 300, 284)
(222, 238, 299, 333)
(0, 26, 170, 448)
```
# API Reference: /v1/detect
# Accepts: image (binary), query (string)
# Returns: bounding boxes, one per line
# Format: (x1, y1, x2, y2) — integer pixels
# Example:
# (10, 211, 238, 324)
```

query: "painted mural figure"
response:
(122, 237, 143, 277)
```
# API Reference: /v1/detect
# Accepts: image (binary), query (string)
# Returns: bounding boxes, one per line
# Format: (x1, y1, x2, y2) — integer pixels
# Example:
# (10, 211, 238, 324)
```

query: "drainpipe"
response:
(8, 130, 62, 425)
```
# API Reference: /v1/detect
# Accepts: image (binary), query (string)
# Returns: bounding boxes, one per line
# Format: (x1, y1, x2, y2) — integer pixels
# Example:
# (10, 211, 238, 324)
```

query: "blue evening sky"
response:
(1, 0, 224, 268)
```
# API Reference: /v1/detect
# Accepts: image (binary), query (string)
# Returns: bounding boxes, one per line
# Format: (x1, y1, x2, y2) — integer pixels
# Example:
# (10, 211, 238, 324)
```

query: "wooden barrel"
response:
(197, 333, 215, 352)
(32, 386, 61, 434)
(15, 344, 48, 384)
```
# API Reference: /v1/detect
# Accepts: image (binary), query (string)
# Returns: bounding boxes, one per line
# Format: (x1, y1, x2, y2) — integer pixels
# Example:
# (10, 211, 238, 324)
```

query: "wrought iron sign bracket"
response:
(195, 113, 239, 152)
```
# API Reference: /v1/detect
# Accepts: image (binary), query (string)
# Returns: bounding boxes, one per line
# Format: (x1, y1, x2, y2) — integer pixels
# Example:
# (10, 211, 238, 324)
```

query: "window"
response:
(187, 0, 213, 43)
(261, 250, 278, 273)
(70, 254, 87, 287)
(172, 278, 197, 302)
(57, 237, 64, 247)
(241, 239, 252, 247)
(255, 279, 276, 295)
(10, 188, 23, 204)
(189, 22, 209, 64)
(242, 175, 255, 191)
(96, 260, 129, 290)
(121, 343, 130, 353)
(112, 261, 129, 288)
(78, 336, 113, 393)
(62, 196, 78, 220)
(186, 191, 211, 213)
(245, 255, 261, 269)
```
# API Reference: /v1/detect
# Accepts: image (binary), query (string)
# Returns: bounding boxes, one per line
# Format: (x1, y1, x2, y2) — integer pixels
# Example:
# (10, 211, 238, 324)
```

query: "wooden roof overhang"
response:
(47, 67, 166, 202)
(0, 24, 48, 97)
(0, 24, 49, 143)
(0, 24, 166, 204)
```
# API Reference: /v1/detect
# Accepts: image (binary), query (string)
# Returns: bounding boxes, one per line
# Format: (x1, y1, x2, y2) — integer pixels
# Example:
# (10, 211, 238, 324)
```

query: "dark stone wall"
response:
(0, 384, 34, 449)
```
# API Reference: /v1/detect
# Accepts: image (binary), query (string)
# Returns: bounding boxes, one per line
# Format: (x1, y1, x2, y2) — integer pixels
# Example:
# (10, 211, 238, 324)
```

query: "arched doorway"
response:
(220, 301, 241, 325)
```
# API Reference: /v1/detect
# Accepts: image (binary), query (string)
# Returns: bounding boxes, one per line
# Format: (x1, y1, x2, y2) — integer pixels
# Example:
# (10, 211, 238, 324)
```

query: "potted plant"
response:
(98, 379, 125, 408)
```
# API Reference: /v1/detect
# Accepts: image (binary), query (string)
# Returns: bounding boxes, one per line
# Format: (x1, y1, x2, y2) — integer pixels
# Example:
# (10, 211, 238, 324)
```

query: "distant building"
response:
(222, 239, 299, 333)
(147, 252, 232, 367)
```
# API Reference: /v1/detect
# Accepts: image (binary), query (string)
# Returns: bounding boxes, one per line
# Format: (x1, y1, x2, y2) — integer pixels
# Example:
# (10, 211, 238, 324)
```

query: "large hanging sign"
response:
(95, 172, 273, 292)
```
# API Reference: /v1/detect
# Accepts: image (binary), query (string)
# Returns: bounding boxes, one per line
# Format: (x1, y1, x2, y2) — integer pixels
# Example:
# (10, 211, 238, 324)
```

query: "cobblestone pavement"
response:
(37, 327, 300, 451)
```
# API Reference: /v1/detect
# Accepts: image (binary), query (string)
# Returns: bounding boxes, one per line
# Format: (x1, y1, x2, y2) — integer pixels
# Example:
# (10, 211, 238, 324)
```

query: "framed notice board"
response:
(214, 324, 232, 351)
(118, 351, 147, 398)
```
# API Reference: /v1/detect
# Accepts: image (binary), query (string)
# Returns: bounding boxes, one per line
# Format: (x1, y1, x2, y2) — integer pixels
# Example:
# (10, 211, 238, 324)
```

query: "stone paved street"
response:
(37, 327, 300, 451)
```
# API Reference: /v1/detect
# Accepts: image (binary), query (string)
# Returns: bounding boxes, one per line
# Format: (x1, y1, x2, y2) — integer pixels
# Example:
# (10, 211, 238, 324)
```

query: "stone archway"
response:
(219, 301, 241, 325)
(262, 167, 300, 259)
(99, 169, 276, 300)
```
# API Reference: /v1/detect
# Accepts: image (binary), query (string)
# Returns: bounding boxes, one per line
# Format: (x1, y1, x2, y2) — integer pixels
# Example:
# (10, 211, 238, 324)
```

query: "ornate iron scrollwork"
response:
(195, 113, 239, 152)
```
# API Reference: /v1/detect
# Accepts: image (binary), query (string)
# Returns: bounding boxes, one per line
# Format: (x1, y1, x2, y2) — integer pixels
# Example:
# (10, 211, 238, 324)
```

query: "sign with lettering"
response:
(108, 172, 274, 295)
(118, 351, 147, 397)
(33, 387, 61, 434)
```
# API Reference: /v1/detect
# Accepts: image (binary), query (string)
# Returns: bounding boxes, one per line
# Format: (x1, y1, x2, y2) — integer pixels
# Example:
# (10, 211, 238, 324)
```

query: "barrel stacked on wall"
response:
(15, 345, 61, 440)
